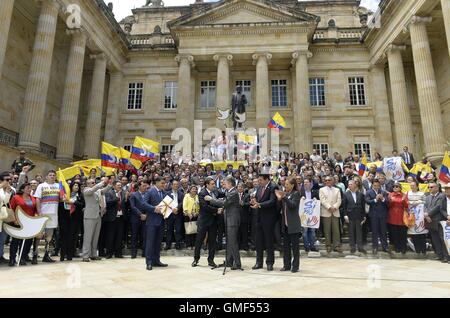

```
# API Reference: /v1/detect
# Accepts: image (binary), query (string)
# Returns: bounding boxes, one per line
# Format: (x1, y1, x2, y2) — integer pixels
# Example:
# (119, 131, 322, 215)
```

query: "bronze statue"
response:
(231, 85, 247, 130)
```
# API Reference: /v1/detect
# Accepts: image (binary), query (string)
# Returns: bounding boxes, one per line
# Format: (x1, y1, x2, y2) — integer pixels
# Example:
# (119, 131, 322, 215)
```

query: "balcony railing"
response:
(0, 127, 18, 147)
(40, 142, 56, 160)
(129, 34, 175, 48)
(313, 27, 364, 42)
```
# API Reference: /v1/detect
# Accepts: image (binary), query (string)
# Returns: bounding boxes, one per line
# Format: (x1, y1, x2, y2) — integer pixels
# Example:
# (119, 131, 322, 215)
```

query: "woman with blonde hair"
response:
(183, 185, 200, 249)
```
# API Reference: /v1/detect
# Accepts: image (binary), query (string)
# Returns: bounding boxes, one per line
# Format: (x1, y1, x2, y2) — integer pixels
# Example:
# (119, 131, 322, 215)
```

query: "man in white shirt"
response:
(34, 170, 64, 263)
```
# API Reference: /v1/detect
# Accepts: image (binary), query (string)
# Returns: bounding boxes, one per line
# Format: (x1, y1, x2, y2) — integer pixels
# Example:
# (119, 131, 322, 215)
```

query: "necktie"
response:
(258, 186, 265, 200)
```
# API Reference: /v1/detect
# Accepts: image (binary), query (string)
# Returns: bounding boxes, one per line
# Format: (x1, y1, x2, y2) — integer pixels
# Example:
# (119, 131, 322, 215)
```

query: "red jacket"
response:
(10, 195, 38, 217)
(387, 192, 408, 226)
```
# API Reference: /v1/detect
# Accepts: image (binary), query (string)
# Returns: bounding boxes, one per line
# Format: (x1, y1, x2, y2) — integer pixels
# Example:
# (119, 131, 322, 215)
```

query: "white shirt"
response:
(172, 191, 178, 207)
(351, 191, 357, 203)
(116, 191, 123, 216)
(304, 190, 312, 200)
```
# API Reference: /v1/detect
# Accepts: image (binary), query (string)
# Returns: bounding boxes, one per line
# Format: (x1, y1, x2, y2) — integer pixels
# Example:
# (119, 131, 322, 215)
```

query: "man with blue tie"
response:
(141, 176, 168, 271)
(129, 181, 149, 258)
(365, 179, 389, 255)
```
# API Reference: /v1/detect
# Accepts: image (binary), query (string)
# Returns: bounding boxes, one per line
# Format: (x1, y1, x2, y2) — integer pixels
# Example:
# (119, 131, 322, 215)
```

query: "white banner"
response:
(440, 221, 450, 255)
(299, 198, 320, 229)
(383, 157, 405, 181)
(407, 204, 428, 235)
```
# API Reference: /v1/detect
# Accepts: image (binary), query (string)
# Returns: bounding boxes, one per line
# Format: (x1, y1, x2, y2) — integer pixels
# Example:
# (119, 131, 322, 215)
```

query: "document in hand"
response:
(156, 196, 178, 219)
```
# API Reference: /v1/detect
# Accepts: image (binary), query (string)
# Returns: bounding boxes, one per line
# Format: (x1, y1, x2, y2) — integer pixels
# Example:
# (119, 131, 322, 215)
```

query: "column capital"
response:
(175, 54, 195, 67)
(291, 50, 313, 66)
(403, 16, 432, 33)
(252, 52, 272, 66)
(35, 0, 63, 11)
(66, 28, 88, 41)
(383, 44, 406, 58)
(213, 54, 233, 66)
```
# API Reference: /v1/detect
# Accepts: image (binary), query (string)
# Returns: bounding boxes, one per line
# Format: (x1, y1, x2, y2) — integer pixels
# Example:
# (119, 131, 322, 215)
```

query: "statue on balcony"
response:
(145, 0, 164, 7)
(231, 85, 247, 130)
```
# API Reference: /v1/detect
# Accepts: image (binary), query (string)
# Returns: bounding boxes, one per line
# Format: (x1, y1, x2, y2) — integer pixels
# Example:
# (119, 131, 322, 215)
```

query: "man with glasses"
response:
(319, 176, 342, 253)
(424, 182, 448, 263)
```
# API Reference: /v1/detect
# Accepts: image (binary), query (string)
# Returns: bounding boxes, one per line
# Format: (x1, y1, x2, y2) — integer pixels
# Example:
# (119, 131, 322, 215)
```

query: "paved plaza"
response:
(1, 255, 449, 298)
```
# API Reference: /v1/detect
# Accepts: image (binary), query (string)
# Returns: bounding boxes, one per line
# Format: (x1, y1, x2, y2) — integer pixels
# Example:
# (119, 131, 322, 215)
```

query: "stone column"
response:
(370, 64, 395, 155)
(291, 50, 313, 153)
(406, 16, 446, 162)
(175, 54, 195, 135)
(83, 53, 108, 158)
(384, 45, 414, 153)
(18, 0, 60, 151)
(252, 53, 271, 130)
(213, 54, 233, 128)
(442, 0, 450, 59)
(0, 0, 15, 76)
(104, 72, 123, 144)
(56, 29, 87, 162)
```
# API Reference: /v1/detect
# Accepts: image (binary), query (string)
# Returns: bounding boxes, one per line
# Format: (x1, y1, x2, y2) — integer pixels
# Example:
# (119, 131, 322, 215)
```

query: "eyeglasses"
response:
(428, 186, 435, 189)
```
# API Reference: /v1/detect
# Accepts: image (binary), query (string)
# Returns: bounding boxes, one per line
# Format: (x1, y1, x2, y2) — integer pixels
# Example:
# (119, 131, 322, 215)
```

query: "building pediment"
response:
(167, 0, 320, 28)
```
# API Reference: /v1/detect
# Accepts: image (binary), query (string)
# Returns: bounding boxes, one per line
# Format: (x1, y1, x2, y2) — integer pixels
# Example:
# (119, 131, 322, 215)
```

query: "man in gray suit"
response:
(424, 181, 448, 263)
(205, 176, 242, 270)
(81, 177, 111, 262)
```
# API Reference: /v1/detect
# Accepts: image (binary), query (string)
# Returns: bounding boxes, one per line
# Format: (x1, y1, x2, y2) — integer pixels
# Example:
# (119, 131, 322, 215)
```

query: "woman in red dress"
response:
(9, 183, 38, 266)
(387, 183, 409, 254)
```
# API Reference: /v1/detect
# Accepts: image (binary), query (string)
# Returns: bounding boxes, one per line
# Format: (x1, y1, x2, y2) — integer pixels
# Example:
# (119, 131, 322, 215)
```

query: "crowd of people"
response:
(0, 146, 449, 272)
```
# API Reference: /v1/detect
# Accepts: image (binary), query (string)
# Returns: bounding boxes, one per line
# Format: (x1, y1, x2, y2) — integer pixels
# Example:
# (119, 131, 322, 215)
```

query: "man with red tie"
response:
(250, 167, 277, 271)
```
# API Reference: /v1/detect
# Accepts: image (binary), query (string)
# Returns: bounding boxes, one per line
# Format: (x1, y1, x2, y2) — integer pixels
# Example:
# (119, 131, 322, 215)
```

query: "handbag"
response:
(403, 211, 415, 227)
(184, 221, 198, 235)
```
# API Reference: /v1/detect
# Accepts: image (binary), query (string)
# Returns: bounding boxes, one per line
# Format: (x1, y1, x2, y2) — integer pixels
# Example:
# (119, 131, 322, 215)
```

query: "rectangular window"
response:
(348, 77, 366, 106)
(161, 145, 174, 154)
(271, 79, 287, 107)
(354, 143, 371, 160)
(235, 80, 252, 106)
(127, 82, 143, 110)
(164, 81, 178, 109)
(309, 78, 325, 106)
(200, 81, 216, 109)
(313, 143, 329, 156)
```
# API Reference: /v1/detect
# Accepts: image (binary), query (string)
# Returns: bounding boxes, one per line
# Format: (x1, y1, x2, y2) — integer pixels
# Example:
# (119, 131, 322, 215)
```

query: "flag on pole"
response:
(358, 153, 367, 177)
(439, 151, 450, 184)
(267, 112, 286, 131)
(101, 142, 121, 168)
(131, 136, 160, 162)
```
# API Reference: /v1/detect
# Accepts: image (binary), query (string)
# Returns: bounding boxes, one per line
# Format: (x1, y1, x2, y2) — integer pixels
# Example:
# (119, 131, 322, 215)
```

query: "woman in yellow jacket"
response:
(183, 185, 200, 249)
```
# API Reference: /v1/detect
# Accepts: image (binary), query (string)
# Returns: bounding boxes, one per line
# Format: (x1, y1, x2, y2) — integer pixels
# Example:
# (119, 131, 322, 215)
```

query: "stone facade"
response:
(0, 0, 449, 173)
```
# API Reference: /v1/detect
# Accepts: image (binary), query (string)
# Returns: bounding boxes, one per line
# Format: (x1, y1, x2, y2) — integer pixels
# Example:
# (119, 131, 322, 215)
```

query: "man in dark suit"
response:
(141, 176, 168, 271)
(192, 177, 221, 268)
(299, 178, 320, 252)
(365, 179, 389, 254)
(424, 182, 448, 263)
(206, 176, 242, 270)
(164, 180, 184, 250)
(400, 146, 415, 170)
(251, 172, 277, 271)
(344, 180, 367, 254)
(129, 181, 149, 258)
(378, 173, 394, 193)
(237, 183, 250, 251)
(104, 181, 128, 259)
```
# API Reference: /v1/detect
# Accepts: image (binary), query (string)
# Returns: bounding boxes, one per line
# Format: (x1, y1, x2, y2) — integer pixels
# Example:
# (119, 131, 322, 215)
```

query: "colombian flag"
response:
(131, 136, 160, 162)
(58, 165, 82, 180)
(358, 153, 367, 177)
(56, 169, 70, 201)
(101, 142, 121, 168)
(409, 162, 432, 179)
(267, 112, 286, 131)
(439, 151, 450, 184)
(119, 147, 142, 173)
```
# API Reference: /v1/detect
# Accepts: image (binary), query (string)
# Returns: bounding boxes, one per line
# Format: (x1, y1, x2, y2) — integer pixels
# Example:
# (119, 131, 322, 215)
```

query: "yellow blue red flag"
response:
(358, 153, 368, 176)
(131, 136, 160, 162)
(101, 142, 121, 168)
(439, 151, 450, 184)
(267, 112, 286, 131)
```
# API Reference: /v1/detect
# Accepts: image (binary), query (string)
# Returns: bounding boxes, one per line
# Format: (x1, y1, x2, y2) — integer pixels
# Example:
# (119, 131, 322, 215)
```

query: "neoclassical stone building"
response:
(0, 0, 449, 172)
